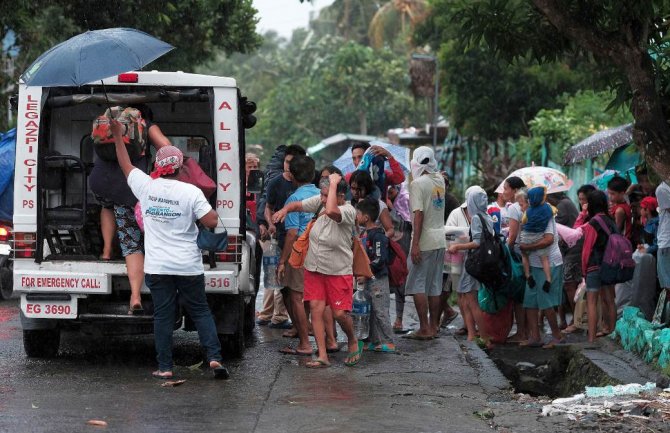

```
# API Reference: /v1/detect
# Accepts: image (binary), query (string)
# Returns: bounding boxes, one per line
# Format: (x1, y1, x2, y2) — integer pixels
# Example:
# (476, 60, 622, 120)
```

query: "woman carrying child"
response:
(519, 187, 555, 293)
(516, 187, 565, 348)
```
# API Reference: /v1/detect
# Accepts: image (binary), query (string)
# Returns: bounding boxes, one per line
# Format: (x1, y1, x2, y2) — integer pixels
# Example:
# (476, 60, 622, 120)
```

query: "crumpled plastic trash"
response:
(585, 382, 656, 398)
(552, 394, 585, 405)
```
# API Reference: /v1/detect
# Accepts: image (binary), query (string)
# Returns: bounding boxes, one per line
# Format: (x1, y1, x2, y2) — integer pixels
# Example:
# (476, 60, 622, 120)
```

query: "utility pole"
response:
(411, 53, 439, 152)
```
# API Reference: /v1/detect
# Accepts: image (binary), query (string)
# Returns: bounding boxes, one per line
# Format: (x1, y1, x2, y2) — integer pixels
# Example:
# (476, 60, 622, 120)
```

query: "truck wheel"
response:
(243, 295, 256, 336)
(23, 329, 60, 358)
(0, 267, 12, 300)
(219, 296, 245, 358)
(0, 260, 11, 300)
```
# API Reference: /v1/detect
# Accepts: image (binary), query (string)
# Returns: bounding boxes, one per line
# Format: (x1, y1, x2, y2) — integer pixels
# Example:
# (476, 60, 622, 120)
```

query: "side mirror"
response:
(247, 169, 264, 194)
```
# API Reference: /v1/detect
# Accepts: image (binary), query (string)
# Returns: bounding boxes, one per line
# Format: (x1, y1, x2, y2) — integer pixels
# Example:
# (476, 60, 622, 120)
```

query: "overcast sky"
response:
(253, 0, 336, 39)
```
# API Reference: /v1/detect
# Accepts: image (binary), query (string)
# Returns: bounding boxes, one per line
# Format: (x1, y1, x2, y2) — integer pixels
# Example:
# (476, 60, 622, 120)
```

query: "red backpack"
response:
(388, 239, 409, 288)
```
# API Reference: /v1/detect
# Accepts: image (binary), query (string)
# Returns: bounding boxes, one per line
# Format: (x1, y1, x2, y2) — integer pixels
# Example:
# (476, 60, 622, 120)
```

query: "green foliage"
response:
(439, 45, 598, 140)
(199, 29, 425, 155)
(516, 90, 633, 161)
(252, 40, 419, 148)
(0, 0, 260, 130)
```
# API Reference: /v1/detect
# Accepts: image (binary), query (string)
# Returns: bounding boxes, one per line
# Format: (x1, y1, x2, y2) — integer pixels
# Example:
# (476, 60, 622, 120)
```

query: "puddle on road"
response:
(487, 345, 616, 398)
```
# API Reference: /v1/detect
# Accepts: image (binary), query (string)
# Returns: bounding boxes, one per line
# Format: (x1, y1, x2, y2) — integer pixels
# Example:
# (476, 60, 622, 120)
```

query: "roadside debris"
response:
(541, 382, 670, 421)
(86, 419, 108, 428)
(160, 379, 187, 387)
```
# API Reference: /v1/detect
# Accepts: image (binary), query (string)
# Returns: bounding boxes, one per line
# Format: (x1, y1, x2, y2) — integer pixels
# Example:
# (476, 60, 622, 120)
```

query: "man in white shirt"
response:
(403, 147, 447, 340)
(111, 119, 228, 380)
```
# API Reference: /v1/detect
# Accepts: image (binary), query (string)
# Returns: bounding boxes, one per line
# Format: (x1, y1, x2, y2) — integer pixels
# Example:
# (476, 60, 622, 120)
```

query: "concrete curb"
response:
(460, 339, 512, 394)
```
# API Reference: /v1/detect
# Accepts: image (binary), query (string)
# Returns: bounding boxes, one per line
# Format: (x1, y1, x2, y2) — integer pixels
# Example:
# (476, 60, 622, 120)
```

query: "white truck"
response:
(11, 71, 261, 357)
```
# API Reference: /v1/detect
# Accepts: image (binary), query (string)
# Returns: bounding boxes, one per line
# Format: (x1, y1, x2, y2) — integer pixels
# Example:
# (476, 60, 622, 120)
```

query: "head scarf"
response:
(466, 186, 488, 217)
(527, 186, 547, 208)
(640, 196, 658, 212)
(410, 146, 438, 179)
(524, 186, 553, 232)
(151, 146, 183, 179)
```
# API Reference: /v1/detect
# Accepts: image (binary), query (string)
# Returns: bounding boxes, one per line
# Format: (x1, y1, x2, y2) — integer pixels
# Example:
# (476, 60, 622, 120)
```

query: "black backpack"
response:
(465, 213, 510, 289)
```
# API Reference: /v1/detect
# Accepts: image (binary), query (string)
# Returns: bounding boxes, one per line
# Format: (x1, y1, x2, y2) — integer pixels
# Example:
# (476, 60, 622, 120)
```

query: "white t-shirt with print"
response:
(128, 169, 212, 275)
(409, 172, 447, 251)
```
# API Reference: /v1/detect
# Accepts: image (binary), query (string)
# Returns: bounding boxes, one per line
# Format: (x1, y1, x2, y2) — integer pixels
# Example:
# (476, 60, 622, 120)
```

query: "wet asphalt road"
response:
(0, 291, 589, 433)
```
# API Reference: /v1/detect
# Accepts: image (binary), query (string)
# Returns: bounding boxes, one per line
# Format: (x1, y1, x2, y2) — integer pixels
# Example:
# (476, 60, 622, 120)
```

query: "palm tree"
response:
(368, 0, 429, 51)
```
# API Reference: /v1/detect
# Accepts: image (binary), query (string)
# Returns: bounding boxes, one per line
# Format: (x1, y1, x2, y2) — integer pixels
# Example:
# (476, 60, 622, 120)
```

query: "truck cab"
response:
(12, 71, 260, 357)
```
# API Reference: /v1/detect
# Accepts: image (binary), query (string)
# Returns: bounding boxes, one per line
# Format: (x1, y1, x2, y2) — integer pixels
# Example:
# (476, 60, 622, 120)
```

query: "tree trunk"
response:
(621, 48, 670, 180)
(359, 111, 367, 135)
(532, 0, 670, 180)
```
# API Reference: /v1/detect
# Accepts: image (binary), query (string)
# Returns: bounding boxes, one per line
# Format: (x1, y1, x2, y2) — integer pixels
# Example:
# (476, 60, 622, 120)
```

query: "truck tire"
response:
(243, 295, 256, 337)
(23, 329, 60, 358)
(219, 296, 245, 358)
(0, 260, 12, 300)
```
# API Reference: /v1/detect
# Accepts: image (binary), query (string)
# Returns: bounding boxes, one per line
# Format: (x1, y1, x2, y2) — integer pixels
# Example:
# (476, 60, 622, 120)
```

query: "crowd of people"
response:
(103, 112, 669, 375)
(252, 140, 670, 365)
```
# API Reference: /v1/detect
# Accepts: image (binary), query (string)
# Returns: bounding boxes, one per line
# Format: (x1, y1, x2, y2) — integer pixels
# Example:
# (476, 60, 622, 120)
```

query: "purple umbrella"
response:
(563, 123, 633, 165)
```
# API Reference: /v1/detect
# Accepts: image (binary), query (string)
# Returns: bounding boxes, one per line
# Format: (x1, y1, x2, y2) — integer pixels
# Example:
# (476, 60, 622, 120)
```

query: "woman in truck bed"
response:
(88, 105, 171, 314)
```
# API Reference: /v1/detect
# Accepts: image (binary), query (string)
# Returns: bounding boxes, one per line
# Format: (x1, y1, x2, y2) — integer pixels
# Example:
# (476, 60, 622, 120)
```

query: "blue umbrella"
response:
(21, 28, 174, 86)
(333, 140, 410, 174)
(590, 169, 638, 191)
(605, 143, 642, 173)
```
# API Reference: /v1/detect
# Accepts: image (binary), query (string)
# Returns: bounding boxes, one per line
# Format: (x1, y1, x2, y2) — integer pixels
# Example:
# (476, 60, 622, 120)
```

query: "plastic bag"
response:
(632, 246, 647, 264)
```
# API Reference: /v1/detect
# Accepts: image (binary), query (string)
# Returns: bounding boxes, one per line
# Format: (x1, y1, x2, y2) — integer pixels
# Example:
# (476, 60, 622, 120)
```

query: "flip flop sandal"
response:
(596, 330, 612, 338)
(152, 370, 174, 380)
(440, 312, 459, 328)
(306, 359, 331, 369)
(401, 332, 434, 341)
(374, 344, 397, 353)
(542, 338, 567, 349)
(363, 343, 377, 351)
(327, 346, 341, 353)
(128, 306, 144, 316)
(279, 347, 313, 356)
(213, 366, 229, 380)
(344, 341, 364, 367)
(518, 339, 543, 348)
(454, 327, 468, 336)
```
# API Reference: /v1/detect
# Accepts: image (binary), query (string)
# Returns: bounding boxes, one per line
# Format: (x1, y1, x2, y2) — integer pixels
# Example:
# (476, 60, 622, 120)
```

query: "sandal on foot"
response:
(374, 344, 397, 353)
(306, 359, 331, 369)
(440, 312, 459, 328)
(128, 304, 144, 315)
(596, 330, 612, 338)
(542, 338, 567, 349)
(454, 327, 468, 336)
(209, 361, 230, 380)
(518, 339, 543, 348)
(561, 324, 580, 334)
(152, 370, 173, 380)
(363, 343, 377, 351)
(327, 346, 341, 354)
(401, 332, 434, 341)
(279, 347, 313, 356)
(344, 341, 364, 367)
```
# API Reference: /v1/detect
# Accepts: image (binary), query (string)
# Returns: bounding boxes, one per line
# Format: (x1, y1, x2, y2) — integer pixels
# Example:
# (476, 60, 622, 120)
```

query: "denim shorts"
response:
(585, 271, 602, 292)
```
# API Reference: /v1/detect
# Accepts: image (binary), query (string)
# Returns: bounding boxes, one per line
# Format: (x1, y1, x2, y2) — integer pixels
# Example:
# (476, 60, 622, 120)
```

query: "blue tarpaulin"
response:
(0, 128, 16, 222)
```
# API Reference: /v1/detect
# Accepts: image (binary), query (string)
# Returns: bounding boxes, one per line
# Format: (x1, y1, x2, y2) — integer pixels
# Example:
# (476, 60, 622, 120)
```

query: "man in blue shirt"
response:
(277, 155, 320, 356)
